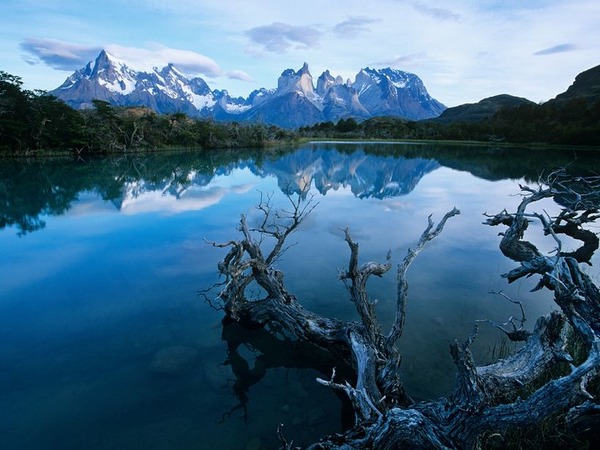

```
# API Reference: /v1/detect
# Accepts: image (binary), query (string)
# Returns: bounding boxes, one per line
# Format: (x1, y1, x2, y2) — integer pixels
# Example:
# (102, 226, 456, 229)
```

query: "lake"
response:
(1, 142, 599, 449)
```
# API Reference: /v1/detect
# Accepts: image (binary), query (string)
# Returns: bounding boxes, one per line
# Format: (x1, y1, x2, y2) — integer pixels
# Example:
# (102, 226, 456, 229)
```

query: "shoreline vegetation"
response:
(2, 70, 600, 158)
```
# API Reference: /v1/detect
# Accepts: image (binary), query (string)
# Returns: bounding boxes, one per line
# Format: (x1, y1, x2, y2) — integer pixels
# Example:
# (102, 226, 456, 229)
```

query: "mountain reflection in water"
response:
(1, 145, 443, 235)
(1, 142, 599, 449)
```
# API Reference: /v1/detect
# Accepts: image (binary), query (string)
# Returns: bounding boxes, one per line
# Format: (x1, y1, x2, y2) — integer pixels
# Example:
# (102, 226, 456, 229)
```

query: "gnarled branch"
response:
(387, 207, 460, 350)
(206, 171, 600, 448)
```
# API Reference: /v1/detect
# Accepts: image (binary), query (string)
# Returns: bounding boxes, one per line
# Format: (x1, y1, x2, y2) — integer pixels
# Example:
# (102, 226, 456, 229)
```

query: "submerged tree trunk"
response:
(206, 171, 600, 449)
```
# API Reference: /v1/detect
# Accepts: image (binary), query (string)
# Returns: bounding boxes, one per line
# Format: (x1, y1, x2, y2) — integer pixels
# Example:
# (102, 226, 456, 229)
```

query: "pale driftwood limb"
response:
(449, 325, 486, 412)
(277, 423, 299, 450)
(316, 364, 383, 423)
(339, 227, 390, 346)
(387, 208, 460, 351)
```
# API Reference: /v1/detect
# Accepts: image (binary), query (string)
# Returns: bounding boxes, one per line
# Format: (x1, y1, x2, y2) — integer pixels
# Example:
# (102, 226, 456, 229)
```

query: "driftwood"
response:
(207, 170, 600, 449)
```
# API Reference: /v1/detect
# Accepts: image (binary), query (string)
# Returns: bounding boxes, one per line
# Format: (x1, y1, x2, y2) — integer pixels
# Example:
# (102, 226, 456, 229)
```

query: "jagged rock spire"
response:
(50, 50, 447, 127)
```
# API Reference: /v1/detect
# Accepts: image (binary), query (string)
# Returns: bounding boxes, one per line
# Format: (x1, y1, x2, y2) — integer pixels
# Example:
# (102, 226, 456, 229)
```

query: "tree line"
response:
(1, 150, 265, 234)
(299, 97, 600, 146)
(0, 71, 297, 155)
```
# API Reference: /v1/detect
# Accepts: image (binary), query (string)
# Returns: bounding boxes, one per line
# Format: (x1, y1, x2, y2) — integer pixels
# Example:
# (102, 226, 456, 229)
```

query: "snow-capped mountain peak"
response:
(50, 50, 217, 113)
(276, 62, 316, 100)
(50, 50, 446, 127)
(85, 50, 137, 94)
(316, 70, 340, 97)
(350, 67, 444, 119)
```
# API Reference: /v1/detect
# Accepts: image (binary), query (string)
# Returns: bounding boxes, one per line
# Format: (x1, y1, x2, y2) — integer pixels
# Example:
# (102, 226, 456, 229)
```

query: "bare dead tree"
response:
(206, 168, 600, 449)
(477, 290, 531, 342)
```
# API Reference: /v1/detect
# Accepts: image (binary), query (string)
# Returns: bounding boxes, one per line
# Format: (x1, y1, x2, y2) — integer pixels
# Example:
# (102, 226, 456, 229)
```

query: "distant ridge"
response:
(432, 94, 535, 123)
(553, 64, 600, 104)
(49, 50, 446, 128)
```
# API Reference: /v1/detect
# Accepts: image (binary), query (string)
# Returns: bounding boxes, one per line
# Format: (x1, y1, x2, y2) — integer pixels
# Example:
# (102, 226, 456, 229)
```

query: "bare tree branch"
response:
(387, 207, 460, 350)
(478, 290, 531, 342)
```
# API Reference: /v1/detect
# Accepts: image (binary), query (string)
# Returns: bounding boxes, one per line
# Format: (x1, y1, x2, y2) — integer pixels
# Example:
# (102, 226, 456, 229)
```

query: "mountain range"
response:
(49, 50, 446, 128)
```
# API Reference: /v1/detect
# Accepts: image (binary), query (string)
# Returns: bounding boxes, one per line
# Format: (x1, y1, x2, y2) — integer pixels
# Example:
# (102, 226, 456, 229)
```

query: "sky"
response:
(1, 0, 599, 107)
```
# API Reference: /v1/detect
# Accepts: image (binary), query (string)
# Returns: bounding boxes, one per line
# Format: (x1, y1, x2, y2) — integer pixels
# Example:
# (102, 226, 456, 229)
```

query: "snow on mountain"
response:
(153, 64, 215, 110)
(351, 67, 445, 120)
(58, 50, 138, 96)
(50, 50, 446, 128)
(276, 62, 318, 103)
(51, 50, 216, 114)
(213, 90, 251, 114)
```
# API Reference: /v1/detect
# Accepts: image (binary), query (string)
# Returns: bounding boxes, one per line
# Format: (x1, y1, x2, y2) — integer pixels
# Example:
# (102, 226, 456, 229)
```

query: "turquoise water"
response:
(1, 143, 597, 449)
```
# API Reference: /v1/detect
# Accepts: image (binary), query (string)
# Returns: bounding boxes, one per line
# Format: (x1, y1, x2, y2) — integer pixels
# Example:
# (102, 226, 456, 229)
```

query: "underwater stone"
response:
(149, 346, 200, 376)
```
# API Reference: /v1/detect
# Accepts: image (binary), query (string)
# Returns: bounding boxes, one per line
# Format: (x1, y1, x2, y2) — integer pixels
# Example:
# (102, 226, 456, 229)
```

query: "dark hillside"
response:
(554, 64, 600, 104)
(432, 94, 535, 123)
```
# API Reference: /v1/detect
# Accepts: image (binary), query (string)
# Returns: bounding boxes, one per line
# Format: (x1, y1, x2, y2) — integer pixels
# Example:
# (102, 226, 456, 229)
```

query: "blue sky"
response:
(2, 0, 599, 106)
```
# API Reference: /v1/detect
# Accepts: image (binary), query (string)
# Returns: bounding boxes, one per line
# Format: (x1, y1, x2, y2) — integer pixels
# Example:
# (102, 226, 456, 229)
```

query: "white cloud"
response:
(376, 52, 429, 69)
(245, 22, 323, 53)
(20, 38, 102, 70)
(18, 37, 268, 85)
(105, 44, 223, 77)
(332, 16, 379, 38)
(533, 43, 578, 56)
(411, 2, 461, 21)
(226, 70, 255, 82)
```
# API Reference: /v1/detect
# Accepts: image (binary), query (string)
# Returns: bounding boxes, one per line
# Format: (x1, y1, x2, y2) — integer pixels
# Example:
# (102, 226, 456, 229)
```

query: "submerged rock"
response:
(203, 361, 234, 389)
(149, 345, 200, 376)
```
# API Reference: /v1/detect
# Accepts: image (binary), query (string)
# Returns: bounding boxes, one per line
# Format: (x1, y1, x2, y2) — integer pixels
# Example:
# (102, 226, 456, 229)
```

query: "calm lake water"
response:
(1, 142, 599, 449)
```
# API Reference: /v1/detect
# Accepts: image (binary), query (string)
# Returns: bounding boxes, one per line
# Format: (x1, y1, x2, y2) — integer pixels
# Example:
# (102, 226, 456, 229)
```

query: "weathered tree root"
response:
(207, 170, 600, 448)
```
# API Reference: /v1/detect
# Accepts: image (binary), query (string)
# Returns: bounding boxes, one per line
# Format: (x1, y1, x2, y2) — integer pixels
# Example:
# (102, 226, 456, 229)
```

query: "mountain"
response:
(553, 64, 600, 104)
(51, 50, 215, 116)
(49, 50, 446, 128)
(351, 67, 445, 120)
(432, 94, 535, 123)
